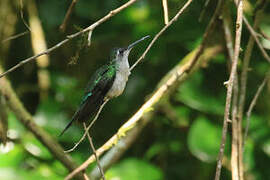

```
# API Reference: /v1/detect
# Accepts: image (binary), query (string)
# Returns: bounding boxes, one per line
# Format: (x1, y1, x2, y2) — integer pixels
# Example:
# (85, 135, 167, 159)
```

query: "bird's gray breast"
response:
(106, 60, 130, 98)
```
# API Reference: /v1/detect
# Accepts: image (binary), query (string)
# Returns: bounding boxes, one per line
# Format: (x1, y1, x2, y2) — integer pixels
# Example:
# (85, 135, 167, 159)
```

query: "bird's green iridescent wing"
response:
(59, 63, 116, 136)
(84, 64, 110, 94)
(78, 63, 116, 117)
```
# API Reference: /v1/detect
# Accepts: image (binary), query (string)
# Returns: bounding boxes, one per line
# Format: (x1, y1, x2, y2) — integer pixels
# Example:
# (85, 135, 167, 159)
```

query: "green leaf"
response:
(187, 117, 224, 163)
(106, 158, 163, 180)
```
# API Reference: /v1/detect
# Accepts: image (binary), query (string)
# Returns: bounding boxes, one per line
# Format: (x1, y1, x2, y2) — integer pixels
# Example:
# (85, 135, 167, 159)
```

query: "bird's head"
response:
(110, 35, 150, 62)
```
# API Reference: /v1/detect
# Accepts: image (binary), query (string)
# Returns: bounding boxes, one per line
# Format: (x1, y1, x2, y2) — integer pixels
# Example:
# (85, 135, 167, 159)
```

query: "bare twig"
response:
(243, 17, 270, 63)
(19, 0, 31, 31)
(83, 173, 90, 180)
(232, 0, 270, 64)
(83, 123, 105, 180)
(198, 0, 211, 22)
(222, 7, 234, 61)
(215, 1, 243, 180)
(237, 1, 266, 179)
(0, 0, 138, 79)
(222, 6, 241, 180)
(64, 99, 109, 153)
(60, 0, 79, 32)
(231, 79, 240, 180)
(259, 28, 270, 41)
(231, 0, 270, 64)
(186, 0, 224, 72)
(87, 30, 93, 47)
(1, 31, 29, 43)
(130, 0, 193, 71)
(238, 0, 266, 124)
(162, 0, 169, 25)
(244, 75, 268, 151)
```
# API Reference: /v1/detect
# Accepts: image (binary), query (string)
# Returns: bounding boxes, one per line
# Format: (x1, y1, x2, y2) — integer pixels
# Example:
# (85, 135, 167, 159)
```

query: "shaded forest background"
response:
(0, 0, 270, 179)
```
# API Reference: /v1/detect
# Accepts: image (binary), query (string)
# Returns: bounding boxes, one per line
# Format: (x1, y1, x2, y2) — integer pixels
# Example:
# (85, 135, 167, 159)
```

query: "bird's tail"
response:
(59, 119, 74, 137)
(59, 111, 79, 137)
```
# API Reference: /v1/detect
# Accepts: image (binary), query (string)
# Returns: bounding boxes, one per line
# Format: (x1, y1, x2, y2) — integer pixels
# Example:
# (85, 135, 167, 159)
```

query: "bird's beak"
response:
(127, 35, 150, 50)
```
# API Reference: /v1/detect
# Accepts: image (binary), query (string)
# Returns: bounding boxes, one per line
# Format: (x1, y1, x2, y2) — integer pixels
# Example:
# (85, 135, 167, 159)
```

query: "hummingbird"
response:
(59, 35, 150, 136)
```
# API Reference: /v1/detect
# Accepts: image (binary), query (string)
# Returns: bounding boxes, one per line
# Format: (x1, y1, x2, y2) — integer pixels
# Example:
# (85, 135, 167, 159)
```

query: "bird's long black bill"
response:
(128, 35, 150, 50)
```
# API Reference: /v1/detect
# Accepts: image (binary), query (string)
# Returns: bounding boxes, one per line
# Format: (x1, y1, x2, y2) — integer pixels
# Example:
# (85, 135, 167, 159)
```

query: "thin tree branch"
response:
(198, 0, 211, 22)
(244, 74, 268, 151)
(130, 0, 193, 71)
(222, 7, 234, 61)
(237, 1, 266, 179)
(0, 0, 138, 79)
(19, 0, 31, 31)
(232, 0, 270, 64)
(186, 0, 224, 72)
(83, 123, 105, 180)
(238, 0, 266, 141)
(162, 0, 169, 25)
(243, 16, 270, 63)
(64, 99, 109, 153)
(232, 79, 240, 180)
(60, 0, 79, 32)
(215, 1, 243, 180)
(222, 6, 240, 180)
(65, 43, 223, 180)
(1, 31, 29, 43)
(0, 67, 85, 180)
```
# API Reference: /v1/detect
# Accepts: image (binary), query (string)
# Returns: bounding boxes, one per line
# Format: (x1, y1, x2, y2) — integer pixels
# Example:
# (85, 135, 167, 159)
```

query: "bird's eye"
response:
(119, 49, 124, 54)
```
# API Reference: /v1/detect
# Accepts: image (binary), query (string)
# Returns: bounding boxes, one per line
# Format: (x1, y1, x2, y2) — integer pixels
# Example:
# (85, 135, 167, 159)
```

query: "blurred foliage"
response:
(0, 0, 270, 180)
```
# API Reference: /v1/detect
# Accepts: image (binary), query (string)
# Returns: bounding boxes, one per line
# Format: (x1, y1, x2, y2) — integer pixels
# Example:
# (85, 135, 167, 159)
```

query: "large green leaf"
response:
(187, 117, 225, 163)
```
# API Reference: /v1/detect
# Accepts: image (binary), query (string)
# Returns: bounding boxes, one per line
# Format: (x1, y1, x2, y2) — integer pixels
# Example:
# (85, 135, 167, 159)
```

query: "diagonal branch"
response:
(0, 0, 138, 79)
(244, 74, 269, 151)
(60, 0, 79, 32)
(243, 16, 270, 63)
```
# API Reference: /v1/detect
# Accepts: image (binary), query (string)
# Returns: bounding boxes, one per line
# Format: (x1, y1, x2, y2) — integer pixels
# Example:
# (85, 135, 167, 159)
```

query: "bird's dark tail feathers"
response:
(59, 111, 79, 137)
(59, 119, 74, 137)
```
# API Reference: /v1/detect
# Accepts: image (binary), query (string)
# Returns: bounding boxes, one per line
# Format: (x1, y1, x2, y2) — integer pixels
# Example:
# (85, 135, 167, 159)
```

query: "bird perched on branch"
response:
(60, 35, 150, 136)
